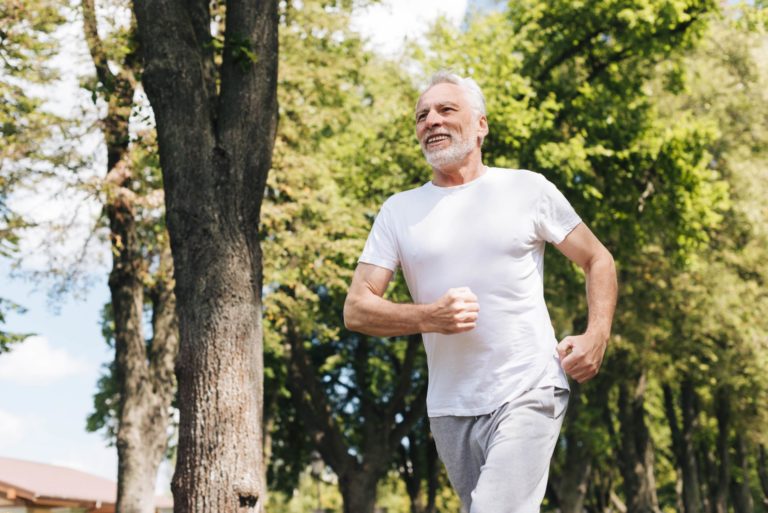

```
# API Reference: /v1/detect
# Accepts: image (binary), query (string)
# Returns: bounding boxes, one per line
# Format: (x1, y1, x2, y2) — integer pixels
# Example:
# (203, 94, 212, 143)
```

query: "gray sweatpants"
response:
(429, 385, 569, 513)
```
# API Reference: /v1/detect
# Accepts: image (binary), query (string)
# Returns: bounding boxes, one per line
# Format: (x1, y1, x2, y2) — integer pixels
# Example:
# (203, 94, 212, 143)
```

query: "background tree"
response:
(79, 1, 179, 511)
(655, 12, 768, 513)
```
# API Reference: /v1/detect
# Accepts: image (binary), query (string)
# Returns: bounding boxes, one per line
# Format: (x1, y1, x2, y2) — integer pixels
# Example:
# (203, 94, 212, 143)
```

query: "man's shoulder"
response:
(381, 182, 431, 209)
(488, 167, 547, 185)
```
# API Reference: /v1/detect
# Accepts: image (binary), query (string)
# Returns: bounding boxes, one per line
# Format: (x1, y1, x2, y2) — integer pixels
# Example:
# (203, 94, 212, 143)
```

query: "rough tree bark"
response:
(617, 372, 661, 513)
(131, 0, 279, 511)
(82, 3, 179, 512)
(286, 329, 427, 513)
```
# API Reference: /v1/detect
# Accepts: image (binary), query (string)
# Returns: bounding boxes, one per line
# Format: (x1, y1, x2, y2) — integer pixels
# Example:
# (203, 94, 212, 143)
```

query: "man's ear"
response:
(478, 115, 489, 137)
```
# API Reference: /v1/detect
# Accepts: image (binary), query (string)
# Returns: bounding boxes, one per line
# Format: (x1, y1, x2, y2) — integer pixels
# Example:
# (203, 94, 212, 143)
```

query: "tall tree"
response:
(656, 12, 768, 512)
(75, 1, 180, 511)
(131, 0, 279, 510)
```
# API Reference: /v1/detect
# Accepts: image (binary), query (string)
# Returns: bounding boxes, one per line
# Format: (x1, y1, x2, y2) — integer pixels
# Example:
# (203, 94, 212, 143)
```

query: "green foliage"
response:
(228, 34, 259, 71)
(263, 0, 768, 509)
(415, 1, 768, 510)
(0, 0, 67, 350)
(655, 9, 768, 448)
(266, 468, 344, 512)
(86, 361, 120, 441)
(0, 298, 29, 352)
(262, 2, 429, 497)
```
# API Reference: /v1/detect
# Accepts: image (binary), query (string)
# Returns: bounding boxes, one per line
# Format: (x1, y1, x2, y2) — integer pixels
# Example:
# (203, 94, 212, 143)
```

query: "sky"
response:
(0, 0, 481, 493)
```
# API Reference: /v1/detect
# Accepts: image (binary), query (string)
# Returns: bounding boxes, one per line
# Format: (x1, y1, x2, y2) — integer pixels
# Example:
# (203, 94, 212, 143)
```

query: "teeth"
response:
(427, 135, 449, 143)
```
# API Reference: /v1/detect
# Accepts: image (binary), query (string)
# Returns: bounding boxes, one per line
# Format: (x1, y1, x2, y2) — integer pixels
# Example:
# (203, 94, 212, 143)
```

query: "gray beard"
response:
(422, 134, 476, 169)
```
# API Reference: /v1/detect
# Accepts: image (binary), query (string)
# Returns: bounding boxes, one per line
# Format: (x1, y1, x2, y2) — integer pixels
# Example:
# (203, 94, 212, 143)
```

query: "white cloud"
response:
(0, 336, 92, 385)
(351, 0, 468, 56)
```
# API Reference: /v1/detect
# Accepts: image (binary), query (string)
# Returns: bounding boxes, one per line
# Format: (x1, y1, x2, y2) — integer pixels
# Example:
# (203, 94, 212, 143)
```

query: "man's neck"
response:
(431, 153, 486, 187)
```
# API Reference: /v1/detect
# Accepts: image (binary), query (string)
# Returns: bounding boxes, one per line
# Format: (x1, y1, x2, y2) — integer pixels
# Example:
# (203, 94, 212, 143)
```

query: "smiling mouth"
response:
(425, 134, 451, 145)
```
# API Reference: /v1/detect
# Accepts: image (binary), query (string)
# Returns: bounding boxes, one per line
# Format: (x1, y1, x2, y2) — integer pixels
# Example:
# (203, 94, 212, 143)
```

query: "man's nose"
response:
(424, 109, 442, 127)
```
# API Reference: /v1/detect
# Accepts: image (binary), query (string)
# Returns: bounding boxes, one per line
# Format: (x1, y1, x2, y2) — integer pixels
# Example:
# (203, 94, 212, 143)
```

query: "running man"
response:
(344, 71, 618, 513)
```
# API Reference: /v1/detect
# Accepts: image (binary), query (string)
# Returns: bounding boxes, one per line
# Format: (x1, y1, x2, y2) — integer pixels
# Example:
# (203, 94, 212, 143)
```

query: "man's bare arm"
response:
(343, 263, 479, 337)
(554, 223, 618, 383)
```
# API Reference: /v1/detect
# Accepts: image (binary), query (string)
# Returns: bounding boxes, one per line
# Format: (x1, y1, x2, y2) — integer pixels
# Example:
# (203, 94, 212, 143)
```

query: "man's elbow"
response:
(343, 295, 360, 331)
(582, 245, 615, 276)
(601, 246, 615, 268)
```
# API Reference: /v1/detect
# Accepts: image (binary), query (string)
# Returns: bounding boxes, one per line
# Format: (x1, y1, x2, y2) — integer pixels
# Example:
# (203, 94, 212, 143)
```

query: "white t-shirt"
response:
(359, 167, 581, 417)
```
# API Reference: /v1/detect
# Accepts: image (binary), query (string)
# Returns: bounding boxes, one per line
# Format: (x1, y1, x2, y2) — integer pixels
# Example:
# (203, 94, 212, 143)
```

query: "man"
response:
(343, 71, 617, 513)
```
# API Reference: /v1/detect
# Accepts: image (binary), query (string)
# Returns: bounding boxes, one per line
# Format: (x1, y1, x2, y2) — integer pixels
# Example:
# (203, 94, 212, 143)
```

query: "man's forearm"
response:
(344, 286, 479, 337)
(584, 249, 618, 341)
(344, 294, 430, 337)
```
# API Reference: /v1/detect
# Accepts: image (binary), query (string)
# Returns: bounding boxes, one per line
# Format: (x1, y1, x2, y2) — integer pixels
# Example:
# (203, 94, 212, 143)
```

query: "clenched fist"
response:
(423, 287, 480, 334)
(556, 332, 608, 383)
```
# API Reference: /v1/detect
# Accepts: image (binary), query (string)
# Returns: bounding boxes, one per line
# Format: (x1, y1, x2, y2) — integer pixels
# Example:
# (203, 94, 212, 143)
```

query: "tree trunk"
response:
(757, 445, 768, 509)
(167, 163, 268, 513)
(663, 380, 703, 513)
(114, 253, 178, 513)
(557, 433, 592, 513)
(680, 379, 703, 513)
(555, 382, 592, 513)
(589, 465, 616, 513)
(399, 419, 439, 513)
(699, 434, 715, 513)
(662, 383, 685, 513)
(82, 3, 179, 512)
(132, 0, 279, 511)
(425, 433, 439, 513)
(730, 434, 754, 513)
(617, 372, 661, 513)
(399, 434, 425, 513)
(714, 388, 730, 513)
(339, 470, 381, 513)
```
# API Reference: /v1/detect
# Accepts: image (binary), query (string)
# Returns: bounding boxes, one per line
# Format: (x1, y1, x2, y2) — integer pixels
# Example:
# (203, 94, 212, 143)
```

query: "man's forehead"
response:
(416, 83, 468, 111)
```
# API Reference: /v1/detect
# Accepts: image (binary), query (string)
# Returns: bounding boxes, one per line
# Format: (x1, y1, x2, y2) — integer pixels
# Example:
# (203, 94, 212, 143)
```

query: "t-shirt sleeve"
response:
(358, 201, 400, 271)
(534, 176, 582, 244)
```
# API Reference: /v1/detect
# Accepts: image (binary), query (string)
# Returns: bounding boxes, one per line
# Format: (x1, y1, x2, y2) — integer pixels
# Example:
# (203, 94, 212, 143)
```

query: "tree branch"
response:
(390, 383, 428, 446)
(534, 26, 604, 83)
(81, 0, 115, 90)
(133, 0, 218, 168)
(285, 324, 356, 476)
(218, 0, 279, 227)
(187, 0, 218, 124)
(386, 334, 421, 419)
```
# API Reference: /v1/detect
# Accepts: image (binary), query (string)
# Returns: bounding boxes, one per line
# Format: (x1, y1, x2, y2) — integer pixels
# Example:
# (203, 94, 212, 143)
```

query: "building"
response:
(0, 457, 172, 513)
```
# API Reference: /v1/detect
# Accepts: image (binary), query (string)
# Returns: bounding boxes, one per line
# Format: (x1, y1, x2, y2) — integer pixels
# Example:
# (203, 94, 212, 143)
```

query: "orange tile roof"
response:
(0, 456, 172, 508)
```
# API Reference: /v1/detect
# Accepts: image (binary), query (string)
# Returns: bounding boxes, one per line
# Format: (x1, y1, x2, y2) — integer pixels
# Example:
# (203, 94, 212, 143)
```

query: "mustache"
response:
(424, 129, 452, 137)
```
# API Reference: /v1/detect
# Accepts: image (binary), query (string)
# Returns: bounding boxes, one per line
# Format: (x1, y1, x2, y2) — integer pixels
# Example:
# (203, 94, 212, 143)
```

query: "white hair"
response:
(420, 70, 487, 117)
